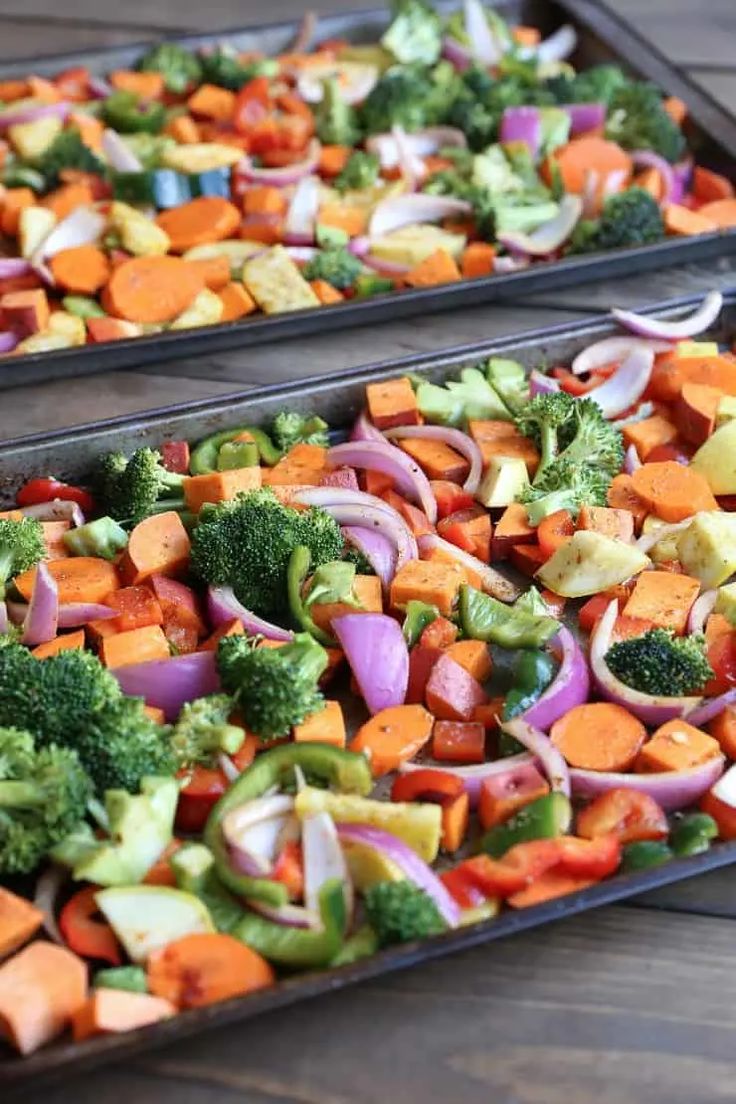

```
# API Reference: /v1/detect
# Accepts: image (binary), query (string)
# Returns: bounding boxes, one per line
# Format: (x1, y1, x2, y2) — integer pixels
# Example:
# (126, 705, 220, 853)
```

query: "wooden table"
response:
(2, 3, 736, 1099)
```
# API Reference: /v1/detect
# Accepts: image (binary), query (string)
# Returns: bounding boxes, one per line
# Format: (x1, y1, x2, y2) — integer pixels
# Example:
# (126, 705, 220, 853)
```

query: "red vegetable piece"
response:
(59, 886, 121, 966)
(16, 477, 95, 513)
(576, 787, 669, 844)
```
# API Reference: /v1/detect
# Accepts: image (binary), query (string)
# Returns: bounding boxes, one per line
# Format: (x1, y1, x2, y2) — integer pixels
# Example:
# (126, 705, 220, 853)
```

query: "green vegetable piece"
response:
(170, 694, 244, 769)
(354, 273, 394, 298)
(190, 426, 281, 474)
(96, 446, 185, 527)
(103, 91, 166, 134)
(479, 793, 572, 858)
(36, 128, 105, 188)
(605, 629, 713, 698)
(62, 295, 107, 320)
(621, 840, 673, 873)
(137, 42, 202, 94)
(568, 188, 665, 254)
(486, 357, 529, 416)
(216, 440, 259, 471)
(203, 742, 372, 906)
(502, 648, 556, 721)
(331, 924, 379, 966)
(235, 879, 348, 968)
(315, 77, 361, 146)
(306, 559, 362, 610)
(94, 965, 148, 994)
(0, 517, 44, 599)
(670, 812, 718, 858)
(287, 545, 336, 646)
(364, 880, 446, 946)
(459, 585, 559, 649)
(334, 150, 380, 193)
(1, 165, 46, 190)
(62, 516, 128, 561)
(271, 412, 329, 452)
(402, 599, 440, 647)
(172, 842, 246, 934)
(112, 169, 191, 209)
(605, 82, 686, 163)
(381, 0, 442, 64)
(199, 47, 277, 91)
(303, 246, 363, 291)
(316, 222, 349, 249)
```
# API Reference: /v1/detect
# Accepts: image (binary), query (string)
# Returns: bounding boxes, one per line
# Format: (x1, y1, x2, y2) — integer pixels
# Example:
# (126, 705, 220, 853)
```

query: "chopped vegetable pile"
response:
(4, 289, 736, 1058)
(0, 1, 734, 357)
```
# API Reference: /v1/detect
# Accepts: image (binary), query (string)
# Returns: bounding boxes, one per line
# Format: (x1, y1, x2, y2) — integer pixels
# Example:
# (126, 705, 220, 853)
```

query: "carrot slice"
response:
(351, 704, 434, 777)
(507, 871, 596, 909)
(14, 557, 119, 604)
(630, 460, 719, 522)
(147, 933, 274, 1009)
(546, 136, 632, 194)
(119, 511, 191, 585)
(106, 255, 203, 324)
(696, 199, 736, 230)
(49, 245, 110, 295)
(693, 166, 734, 204)
(0, 942, 87, 1055)
(156, 197, 241, 253)
(550, 702, 647, 772)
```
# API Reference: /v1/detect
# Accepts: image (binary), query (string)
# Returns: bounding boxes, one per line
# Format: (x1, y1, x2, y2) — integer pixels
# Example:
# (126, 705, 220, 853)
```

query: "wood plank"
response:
(20, 905, 736, 1104)
(609, 0, 736, 68)
(0, 16, 156, 59)
(687, 69, 736, 112)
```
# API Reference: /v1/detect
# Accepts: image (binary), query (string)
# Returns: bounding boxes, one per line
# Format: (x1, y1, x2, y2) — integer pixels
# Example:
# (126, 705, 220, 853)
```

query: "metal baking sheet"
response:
(1, 291, 736, 1091)
(0, 0, 735, 388)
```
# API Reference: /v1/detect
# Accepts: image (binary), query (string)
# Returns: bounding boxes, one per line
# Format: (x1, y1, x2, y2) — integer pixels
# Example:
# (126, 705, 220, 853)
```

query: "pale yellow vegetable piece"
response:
(691, 419, 736, 494)
(243, 245, 319, 315)
(18, 206, 56, 259)
(537, 530, 650, 597)
(162, 143, 244, 173)
(677, 512, 736, 589)
(370, 223, 466, 267)
(110, 201, 170, 257)
(8, 115, 62, 160)
(48, 311, 86, 346)
(169, 288, 224, 331)
(475, 456, 529, 508)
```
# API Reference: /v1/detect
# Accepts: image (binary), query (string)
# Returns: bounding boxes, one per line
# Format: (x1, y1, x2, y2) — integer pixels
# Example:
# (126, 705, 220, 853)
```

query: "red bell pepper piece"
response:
(160, 440, 190, 475)
(429, 480, 475, 520)
(390, 768, 464, 805)
(233, 76, 272, 134)
(175, 740, 256, 832)
(59, 886, 121, 965)
(576, 788, 669, 845)
(270, 839, 304, 900)
(16, 476, 95, 514)
(418, 616, 458, 650)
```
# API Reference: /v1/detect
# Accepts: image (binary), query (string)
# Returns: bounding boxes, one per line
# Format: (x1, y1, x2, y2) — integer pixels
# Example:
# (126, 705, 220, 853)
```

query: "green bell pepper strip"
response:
(498, 648, 556, 756)
(62, 295, 107, 320)
(402, 600, 440, 648)
(94, 966, 148, 994)
(190, 426, 282, 474)
(287, 546, 336, 647)
(330, 924, 379, 966)
(478, 793, 572, 858)
(459, 585, 559, 649)
(203, 743, 372, 905)
(234, 880, 347, 968)
(621, 840, 673, 873)
(670, 813, 718, 858)
(217, 439, 260, 471)
(103, 91, 166, 134)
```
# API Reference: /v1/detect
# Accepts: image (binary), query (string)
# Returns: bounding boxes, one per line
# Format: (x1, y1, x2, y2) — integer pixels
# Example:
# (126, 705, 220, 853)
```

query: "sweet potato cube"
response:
(636, 719, 721, 773)
(468, 420, 539, 475)
(445, 639, 493, 682)
(390, 559, 467, 616)
(623, 571, 701, 634)
(577, 505, 634, 544)
(366, 376, 420, 430)
(183, 466, 262, 512)
(99, 624, 171, 669)
(293, 700, 346, 748)
(398, 437, 470, 484)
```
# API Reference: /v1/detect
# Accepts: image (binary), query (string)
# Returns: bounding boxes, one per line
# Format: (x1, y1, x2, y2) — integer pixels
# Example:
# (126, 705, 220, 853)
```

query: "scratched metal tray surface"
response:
(0, 0, 735, 387)
(1, 291, 736, 1091)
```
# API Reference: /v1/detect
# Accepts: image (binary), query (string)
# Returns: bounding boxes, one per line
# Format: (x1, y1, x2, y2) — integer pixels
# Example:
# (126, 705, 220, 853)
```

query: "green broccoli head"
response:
(605, 629, 714, 697)
(334, 150, 380, 194)
(518, 457, 610, 525)
(217, 632, 328, 739)
(557, 396, 625, 476)
(0, 727, 93, 875)
(0, 517, 45, 597)
(381, 0, 442, 65)
(190, 488, 344, 618)
(96, 446, 185, 526)
(199, 47, 277, 91)
(546, 64, 628, 107)
(446, 91, 499, 151)
(359, 67, 433, 136)
(605, 82, 686, 163)
(315, 77, 361, 146)
(364, 880, 447, 946)
(423, 171, 496, 240)
(271, 412, 330, 453)
(303, 246, 363, 291)
(74, 696, 176, 794)
(137, 42, 202, 93)
(568, 188, 665, 255)
(514, 391, 576, 475)
(36, 128, 106, 189)
(171, 694, 244, 769)
(342, 545, 376, 576)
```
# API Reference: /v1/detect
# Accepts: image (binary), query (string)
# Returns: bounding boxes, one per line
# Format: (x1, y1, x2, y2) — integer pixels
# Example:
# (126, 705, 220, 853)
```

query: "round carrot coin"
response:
(106, 255, 202, 324)
(147, 933, 275, 1010)
(550, 702, 647, 772)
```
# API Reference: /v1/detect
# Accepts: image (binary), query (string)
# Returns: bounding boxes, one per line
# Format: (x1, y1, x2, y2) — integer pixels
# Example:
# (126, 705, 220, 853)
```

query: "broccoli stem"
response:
(0, 781, 45, 808)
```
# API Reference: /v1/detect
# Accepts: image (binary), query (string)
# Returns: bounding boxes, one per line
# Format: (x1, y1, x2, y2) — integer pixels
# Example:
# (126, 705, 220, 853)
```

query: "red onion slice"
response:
(384, 424, 483, 494)
(223, 794, 296, 878)
(0, 258, 32, 280)
(500, 106, 542, 157)
(688, 590, 717, 635)
(57, 603, 117, 628)
(500, 718, 571, 797)
(591, 599, 703, 725)
(441, 36, 472, 71)
(585, 346, 654, 419)
(302, 810, 352, 922)
(366, 127, 467, 168)
(336, 822, 460, 927)
(463, 0, 503, 65)
(612, 291, 723, 341)
(284, 175, 320, 246)
(562, 102, 606, 136)
(532, 24, 578, 63)
(0, 600, 7, 634)
(571, 336, 673, 376)
(102, 128, 143, 172)
(33, 864, 67, 945)
(391, 124, 425, 190)
(207, 585, 293, 641)
(113, 651, 220, 721)
(236, 138, 320, 187)
(21, 561, 58, 646)
(332, 613, 409, 714)
(350, 412, 385, 443)
(0, 99, 70, 130)
(635, 518, 692, 555)
(362, 253, 412, 276)
(245, 899, 317, 928)
(520, 628, 590, 732)
(497, 195, 583, 257)
(631, 149, 676, 207)
(32, 206, 106, 267)
(342, 525, 397, 591)
(529, 369, 560, 397)
(685, 688, 736, 729)
(570, 756, 724, 812)
(711, 763, 736, 807)
(417, 533, 521, 603)
(368, 194, 472, 238)
(19, 498, 86, 526)
(348, 236, 371, 258)
(624, 444, 642, 474)
(0, 332, 20, 355)
(398, 752, 534, 808)
(292, 487, 418, 569)
(328, 440, 438, 524)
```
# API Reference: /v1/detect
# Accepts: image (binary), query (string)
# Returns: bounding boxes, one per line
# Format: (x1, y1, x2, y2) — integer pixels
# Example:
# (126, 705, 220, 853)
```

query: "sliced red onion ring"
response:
(441, 36, 472, 71)
(223, 793, 296, 878)
(500, 106, 542, 157)
(571, 335, 673, 376)
(398, 752, 534, 808)
(32, 206, 106, 267)
(113, 651, 220, 721)
(0, 600, 7, 635)
(463, 0, 503, 65)
(57, 603, 117, 628)
(20, 499, 85, 526)
(688, 590, 717, 635)
(612, 291, 723, 341)
(295, 62, 378, 107)
(417, 533, 521, 603)
(624, 444, 642, 474)
(366, 127, 466, 169)
(362, 253, 411, 276)
(570, 756, 724, 812)
(102, 128, 143, 173)
(710, 763, 736, 807)
(497, 195, 583, 257)
(284, 175, 320, 246)
(350, 411, 387, 443)
(332, 613, 409, 714)
(342, 525, 397, 590)
(0, 99, 70, 130)
(532, 24, 578, 63)
(336, 822, 460, 927)
(246, 898, 317, 928)
(631, 149, 676, 206)
(292, 487, 418, 569)
(368, 194, 472, 238)
(562, 102, 606, 136)
(33, 864, 67, 945)
(302, 810, 352, 921)
(284, 245, 319, 263)
(391, 124, 425, 190)
(328, 440, 438, 524)
(520, 628, 589, 732)
(0, 258, 32, 280)
(529, 369, 560, 397)
(384, 424, 482, 494)
(348, 236, 371, 257)
(88, 75, 114, 99)
(672, 157, 692, 203)
(207, 585, 293, 641)
(493, 255, 530, 274)
(685, 688, 736, 729)
(591, 599, 703, 725)
(0, 332, 20, 355)
(235, 138, 320, 187)
(586, 346, 654, 419)
(635, 518, 692, 555)
(21, 561, 58, 646)
(500, 718, 571, 796)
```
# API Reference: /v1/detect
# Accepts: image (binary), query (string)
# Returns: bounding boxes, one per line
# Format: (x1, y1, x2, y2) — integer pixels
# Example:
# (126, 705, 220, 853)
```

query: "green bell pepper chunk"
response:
(216, 439, 259, 471)
(330, 924, 379, 966)
(621, 840, 673, 873)
(103, 91, 166, 134)
(234, 880, 347, 968)
(354, 274, 394, 298)
(203, 742, 372, 905)
(502, 649, 556, 722)
(94, 966, 148, 994)
(287, 545, 335, 647)
(479, 793, 572, 858)
(63, 516, 128, 561)
(459, 585, 559, 649)
(112, 169, 191, 208)
(402, 599, 440, 648)
(1, 165, 46, 191)
(190, 425, 282, 474)
(62, 295, 107, 320)
(670, 812, 718, 858)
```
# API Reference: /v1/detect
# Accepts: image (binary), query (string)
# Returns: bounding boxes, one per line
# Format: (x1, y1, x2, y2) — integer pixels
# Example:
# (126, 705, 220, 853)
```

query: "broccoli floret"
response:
(0, 517, 44, 598)
(514, 391, 576, 479)
(75, 696, 175, 794)
(568, 188, 665, 255)
(96, 446, 185, 527)
(445, 91, 499, 151)
(0, 727, 93, 875)
(271, 412, 330, 453)
(359, 67, 432, 135)
(217, 632, 328, 739)
(190, 488, 343, 618)
(364, 880, 447, 946)
(342, 545, 376, 576)
(199, 46, 277, 91)
(170, 694, 244, 769)
(606, 629, 714, 697)
(302, 246, 363, 291)
(381, 0, 442, 65)
(35, 128, 106, 188)
(334, 150, 380, 193)
(137, 42, 202, 94)
(557, 396, 625, 476)
(605, 82, 686, 163)
(315, 77, 361, 146)
(423, 170, 496, 240)
(519, 458, 610, 525)
(546, 64, 628, 107)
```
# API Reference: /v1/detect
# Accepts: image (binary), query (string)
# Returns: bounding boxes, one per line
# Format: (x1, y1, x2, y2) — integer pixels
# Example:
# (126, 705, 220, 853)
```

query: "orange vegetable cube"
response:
(623, 571, 701, 634)
(293, 700, 346, 748)
(366, 376, 420, 430)
(636, 719, 721, 773)
(99, 624, 171, 669)
(390, 559, 467, 617)
(183, 466, 262, 512)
